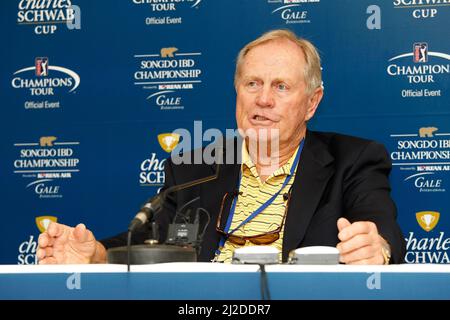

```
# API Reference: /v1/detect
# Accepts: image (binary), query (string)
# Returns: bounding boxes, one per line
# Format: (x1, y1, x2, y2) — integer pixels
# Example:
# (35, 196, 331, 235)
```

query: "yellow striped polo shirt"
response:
(215, 143, 300, 263)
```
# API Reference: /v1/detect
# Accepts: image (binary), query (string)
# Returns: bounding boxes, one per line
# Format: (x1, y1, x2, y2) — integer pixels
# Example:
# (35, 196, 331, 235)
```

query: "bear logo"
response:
(40, 136, 57, 147)
(419, 127, 438, 138)
(160, 47, 178, 58)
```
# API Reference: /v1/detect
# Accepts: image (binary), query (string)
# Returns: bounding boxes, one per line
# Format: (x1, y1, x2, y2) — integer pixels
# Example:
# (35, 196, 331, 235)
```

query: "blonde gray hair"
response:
(234, 29, 322, 94)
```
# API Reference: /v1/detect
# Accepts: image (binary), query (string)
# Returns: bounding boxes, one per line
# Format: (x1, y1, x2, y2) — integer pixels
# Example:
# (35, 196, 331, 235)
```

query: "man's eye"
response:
(247, 81, 258, 88)
(277, 83, 288, 91)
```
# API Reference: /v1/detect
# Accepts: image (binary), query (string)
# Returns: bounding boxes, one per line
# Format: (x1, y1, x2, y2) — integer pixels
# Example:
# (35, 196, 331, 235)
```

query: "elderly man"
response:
(37, 30, 406, 265)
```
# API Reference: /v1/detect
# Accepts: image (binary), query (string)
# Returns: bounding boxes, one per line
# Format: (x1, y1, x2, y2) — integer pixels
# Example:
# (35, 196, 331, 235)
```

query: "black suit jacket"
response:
(100, 130, 406, 264)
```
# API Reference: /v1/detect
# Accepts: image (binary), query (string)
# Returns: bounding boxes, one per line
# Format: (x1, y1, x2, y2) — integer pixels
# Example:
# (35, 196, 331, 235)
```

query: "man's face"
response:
(235, 39, 322, 147)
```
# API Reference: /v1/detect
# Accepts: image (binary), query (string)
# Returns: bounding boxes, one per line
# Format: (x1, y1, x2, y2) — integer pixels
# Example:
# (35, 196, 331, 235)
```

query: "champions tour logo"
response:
(18, 216, 58, 265)
(405, 210, 450, 263)
(267, 0, 320, 24)
(132, 0, 202, 25)
(139, 133, 179, 189)
(386, 43, 450, 98)
(393, 0, 450, 19)
(390, 127, 450, 193)
(13, 136, 80, 199)
(134, 47, 203, 110)
(11, 57, 80, 110)
(17, 0, 81, 35)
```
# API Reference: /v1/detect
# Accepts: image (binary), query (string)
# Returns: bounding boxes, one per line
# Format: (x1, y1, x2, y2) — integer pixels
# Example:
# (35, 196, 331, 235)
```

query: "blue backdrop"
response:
(1, 0, 449, 264)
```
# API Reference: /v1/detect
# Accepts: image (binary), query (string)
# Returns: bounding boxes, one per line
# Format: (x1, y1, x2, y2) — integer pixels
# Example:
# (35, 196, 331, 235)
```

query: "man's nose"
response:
(256, 85, 274, 108)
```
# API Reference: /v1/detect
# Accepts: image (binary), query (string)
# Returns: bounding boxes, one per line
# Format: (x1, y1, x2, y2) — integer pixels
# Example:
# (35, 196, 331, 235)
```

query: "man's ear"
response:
(305, 86, 324, 121)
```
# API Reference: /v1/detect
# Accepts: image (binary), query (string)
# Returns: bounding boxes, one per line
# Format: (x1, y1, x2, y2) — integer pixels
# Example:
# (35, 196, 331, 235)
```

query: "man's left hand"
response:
(336, 217, 389, 265)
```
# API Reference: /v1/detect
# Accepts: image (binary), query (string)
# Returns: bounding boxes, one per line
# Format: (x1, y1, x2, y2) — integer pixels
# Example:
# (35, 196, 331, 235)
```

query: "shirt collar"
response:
(241, 141, 300, 180)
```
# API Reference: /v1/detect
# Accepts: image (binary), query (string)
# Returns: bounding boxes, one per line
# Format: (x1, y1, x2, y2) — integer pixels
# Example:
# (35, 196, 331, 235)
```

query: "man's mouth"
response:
(249, 114, 277, 125)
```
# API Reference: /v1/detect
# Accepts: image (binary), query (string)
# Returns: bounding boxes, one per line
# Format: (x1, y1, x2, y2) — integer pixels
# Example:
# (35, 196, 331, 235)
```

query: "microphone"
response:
(128, 194, 165, 232)
(128, 145, 223, 233)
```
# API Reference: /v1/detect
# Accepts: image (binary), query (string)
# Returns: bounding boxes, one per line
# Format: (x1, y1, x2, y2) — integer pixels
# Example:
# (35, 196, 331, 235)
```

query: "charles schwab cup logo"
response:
(11, 57, 80, 110)
(393, 0, 450, 19)
(132, 0, 202, 25)
(416, 211, 440, 232)
(17, 0, 81, 35)
(140, 134, 179, 190)
(268, 0, 320, 24)
(158, 133, 180, 153)
(18, 216, 58, 265)
(13, 136, 81, 199)
(386, 43, 450, 98)
(390, 127, 449, 193)
(405, 211, 450, 263)
(134, 47, 203, 110)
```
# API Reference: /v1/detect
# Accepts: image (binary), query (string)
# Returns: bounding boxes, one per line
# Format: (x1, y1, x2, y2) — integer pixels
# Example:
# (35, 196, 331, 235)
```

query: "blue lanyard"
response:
(217, 139, 305, 251)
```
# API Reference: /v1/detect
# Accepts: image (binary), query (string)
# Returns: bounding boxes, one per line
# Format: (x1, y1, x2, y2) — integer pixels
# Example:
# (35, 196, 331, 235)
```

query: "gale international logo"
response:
(13, 136, 81, 199)
(132, 0, 202, 25)
(267, 0, 320, 24)
(405, 210, 450, 263)
(11, 57, 80, 110)
(18, 216, 58, 265)
(134, 47, 203, 110)
(393, 0, 450, 19)
(386, 43, 450, 98)
(17, 0, 81, 34)
(390, 127, 449, 193)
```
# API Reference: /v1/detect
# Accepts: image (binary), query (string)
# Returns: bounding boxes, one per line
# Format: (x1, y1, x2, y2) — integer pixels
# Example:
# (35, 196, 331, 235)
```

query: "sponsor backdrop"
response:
(0, 0, 449, 264)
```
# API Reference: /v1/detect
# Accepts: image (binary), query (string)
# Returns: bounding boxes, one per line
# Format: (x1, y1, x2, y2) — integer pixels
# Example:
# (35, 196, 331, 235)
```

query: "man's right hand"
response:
(37, 222, 106, 264)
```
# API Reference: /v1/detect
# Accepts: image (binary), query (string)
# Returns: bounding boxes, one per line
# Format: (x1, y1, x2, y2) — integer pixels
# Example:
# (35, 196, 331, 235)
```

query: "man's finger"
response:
(45, 247, 53, 258)
(338, 221, 377, 242)
(36, 248, 45, 260)
(36, 247, 54, 261)
(39, 257, 58, 265)
(47, 222, 65, 238)
(38, 232, 57, 248)
(38, 233, 49, 248)
(340, 245, 377, 264)
(337, 233, 372, 255)
(73, 223, 89, 242)
(337, 218, 351, 232)
(346, 257, 379, 265)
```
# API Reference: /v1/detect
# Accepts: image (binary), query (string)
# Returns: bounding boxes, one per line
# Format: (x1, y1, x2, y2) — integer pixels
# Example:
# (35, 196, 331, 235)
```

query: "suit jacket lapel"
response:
(198, 142, 241, 261)
(282, 130, 335, 261)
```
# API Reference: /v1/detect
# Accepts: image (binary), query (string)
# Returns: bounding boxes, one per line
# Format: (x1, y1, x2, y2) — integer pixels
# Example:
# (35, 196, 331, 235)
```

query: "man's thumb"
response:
(73, 223, 89, 242)
(337, 217, 351, 232)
